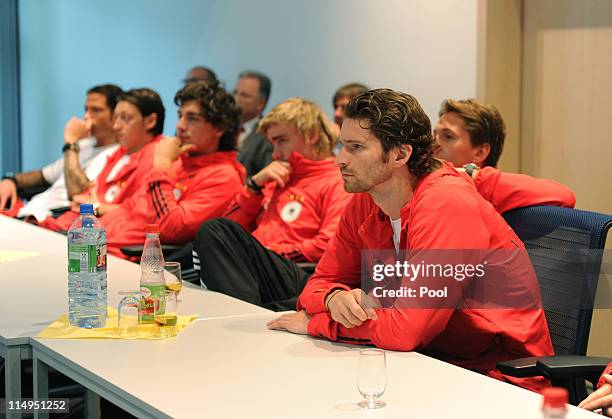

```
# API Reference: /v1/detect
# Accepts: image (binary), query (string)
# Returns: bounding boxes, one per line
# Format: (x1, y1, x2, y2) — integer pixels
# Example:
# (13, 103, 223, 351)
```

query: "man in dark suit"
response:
(234, 71, 273, 176)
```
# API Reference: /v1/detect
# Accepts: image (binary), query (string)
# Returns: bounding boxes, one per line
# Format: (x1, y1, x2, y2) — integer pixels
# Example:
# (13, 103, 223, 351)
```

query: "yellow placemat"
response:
(36, 307, 198, 339)
(0, 250, 42, 264)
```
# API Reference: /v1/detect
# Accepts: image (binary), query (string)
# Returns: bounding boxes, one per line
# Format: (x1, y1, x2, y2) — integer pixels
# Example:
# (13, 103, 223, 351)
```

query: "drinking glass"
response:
(164, 261, 182, 297)
(357, 348, 387, 409)
(117, 290, 142, 337)
(154, 290, 178, 338)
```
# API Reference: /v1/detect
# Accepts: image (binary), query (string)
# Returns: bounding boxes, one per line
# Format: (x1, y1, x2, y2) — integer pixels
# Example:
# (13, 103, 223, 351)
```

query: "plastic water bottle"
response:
(542, 387, 568, 419)
(67, 203, 107, 328)
(139, 224, 165, 324)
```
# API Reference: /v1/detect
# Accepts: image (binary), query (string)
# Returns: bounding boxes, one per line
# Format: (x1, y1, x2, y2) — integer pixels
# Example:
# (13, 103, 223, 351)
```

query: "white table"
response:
(0, 215, 268, 416)
(32, 312, 599, 419)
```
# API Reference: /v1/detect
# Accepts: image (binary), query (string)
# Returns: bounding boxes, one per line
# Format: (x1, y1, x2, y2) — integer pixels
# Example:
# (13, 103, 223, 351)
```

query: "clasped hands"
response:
(267, 288, 378, 335)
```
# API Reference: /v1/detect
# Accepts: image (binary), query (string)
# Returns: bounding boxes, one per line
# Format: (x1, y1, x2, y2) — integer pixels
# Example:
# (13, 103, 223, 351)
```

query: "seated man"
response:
(579, 362, 612, 414)
(268, 89, 553, 393)
(183, 65, 217, 84)
(332, 82, 369, 130)
(234, 70, 273, 176)
(40, 88, 165, 231)
(434, 98, 575, 212)
(101, 81, 245, 257)
(194, 97, 350, 311)
(0, 84, 122, 221)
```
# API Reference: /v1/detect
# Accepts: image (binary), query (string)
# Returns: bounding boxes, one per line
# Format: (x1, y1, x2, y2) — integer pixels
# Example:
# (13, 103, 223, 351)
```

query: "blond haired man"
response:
(193, 97, 350, 310)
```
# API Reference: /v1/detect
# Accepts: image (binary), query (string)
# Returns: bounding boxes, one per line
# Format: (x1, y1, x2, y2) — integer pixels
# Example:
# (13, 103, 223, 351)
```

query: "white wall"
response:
(19, 0, 478, 170)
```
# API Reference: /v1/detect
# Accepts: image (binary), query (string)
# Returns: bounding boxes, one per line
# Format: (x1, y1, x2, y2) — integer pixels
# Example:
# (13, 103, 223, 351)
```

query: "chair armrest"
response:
(537, 356, 612, 380)
(120, 244, 184, 258)
(50, 206, 71, 218)
(496, 357, 543, 378)
(18, 184, 50, 200)
(296, 262, 317, 274)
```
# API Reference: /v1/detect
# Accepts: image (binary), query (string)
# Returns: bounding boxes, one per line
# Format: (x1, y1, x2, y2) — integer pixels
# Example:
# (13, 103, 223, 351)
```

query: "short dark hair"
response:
(345, 88, 439, 179)
(87, 84, 123, 112)
(333, 83, 369, 107)
(117, 88, 165, 136)
(239, 70, 271, 105)
(174, 81, 241, 151)
(438, 99, 506, 167)
(184, 66, 218, 84)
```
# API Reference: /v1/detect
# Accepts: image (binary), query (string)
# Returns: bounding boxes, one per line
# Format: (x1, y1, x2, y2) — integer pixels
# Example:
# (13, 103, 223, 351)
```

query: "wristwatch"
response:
(463, 163, 479, 178)
(62, 143, 80, 153)
(246, 176, 263, 193)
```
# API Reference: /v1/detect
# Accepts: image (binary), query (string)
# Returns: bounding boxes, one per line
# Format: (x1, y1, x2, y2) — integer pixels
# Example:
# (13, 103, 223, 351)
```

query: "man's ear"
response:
(472, 143, 491, 166)
(306, 130, 320, 146)
(144, 113, 158, 133)
(394, 144, 412, 167)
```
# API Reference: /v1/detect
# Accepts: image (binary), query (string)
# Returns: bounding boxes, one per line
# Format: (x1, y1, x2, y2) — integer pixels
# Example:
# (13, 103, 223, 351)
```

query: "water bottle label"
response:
(68, 244, 107, 273)
(139, 284, 165, 323)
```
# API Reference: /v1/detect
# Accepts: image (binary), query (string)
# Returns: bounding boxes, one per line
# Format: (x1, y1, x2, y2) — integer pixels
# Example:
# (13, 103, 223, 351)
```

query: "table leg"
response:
(4, 345, 22, 419)
(85, 389, 101, 418)
(33, 352, 49, 419)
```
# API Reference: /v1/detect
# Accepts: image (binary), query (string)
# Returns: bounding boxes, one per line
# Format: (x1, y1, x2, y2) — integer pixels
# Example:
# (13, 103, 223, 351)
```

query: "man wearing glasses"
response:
(234, 70, 273, 177)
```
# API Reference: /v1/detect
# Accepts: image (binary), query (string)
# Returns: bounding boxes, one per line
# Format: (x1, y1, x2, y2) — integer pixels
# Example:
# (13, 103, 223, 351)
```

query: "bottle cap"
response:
(80, 203, 94, 214)
(145, 223, 160, 234)
(542, 387, 568, 409)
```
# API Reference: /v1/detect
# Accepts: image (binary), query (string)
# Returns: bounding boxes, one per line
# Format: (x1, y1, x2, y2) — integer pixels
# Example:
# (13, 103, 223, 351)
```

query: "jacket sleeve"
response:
(223, 185, 267, 232)
(298, 183, 351, 262)
(474, 167, 576, 213)
(296, 194, 365, 314)
(597, 362, 612, 388)
(146, 168, 241, 244)
(305, 184, 493, 351)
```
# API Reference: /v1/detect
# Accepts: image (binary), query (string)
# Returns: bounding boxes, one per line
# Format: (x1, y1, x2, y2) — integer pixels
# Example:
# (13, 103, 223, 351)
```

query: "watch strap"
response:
(62, 143, 80, 153)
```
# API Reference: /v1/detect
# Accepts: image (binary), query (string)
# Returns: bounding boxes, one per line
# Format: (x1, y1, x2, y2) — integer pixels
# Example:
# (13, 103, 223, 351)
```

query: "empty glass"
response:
(357, 348, 387, 409)
(154, 290, 178, 338)
(117, 290, 142, 337)
(164, 261, 182, 297)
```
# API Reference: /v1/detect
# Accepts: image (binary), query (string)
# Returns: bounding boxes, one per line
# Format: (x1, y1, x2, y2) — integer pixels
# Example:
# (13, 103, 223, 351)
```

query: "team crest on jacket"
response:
(280, 201, 302, 223)
(173, 182, 187, 200)
(104, 184, 120, 203)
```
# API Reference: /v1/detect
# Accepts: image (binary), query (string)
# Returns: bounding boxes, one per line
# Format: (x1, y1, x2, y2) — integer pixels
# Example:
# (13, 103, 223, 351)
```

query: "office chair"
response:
(497, 206, 612, 405)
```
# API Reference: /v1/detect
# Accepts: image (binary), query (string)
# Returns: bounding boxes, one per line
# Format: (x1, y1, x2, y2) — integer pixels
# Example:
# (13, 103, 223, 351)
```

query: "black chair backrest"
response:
(503, 206, 612, 356)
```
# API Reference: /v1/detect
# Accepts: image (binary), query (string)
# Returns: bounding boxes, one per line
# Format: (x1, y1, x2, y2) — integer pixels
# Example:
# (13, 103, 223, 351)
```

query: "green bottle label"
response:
(68, 243, 107, 273)
(139, 284, 165, 323)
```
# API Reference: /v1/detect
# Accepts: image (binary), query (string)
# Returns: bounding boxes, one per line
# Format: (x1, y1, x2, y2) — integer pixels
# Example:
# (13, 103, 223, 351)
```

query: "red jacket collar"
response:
(179, 150, 246, 181)
(287, 152, 337, 178)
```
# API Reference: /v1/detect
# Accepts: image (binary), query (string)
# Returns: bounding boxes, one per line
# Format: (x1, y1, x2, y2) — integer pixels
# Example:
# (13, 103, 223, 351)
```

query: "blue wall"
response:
(19, 0, 478, 170)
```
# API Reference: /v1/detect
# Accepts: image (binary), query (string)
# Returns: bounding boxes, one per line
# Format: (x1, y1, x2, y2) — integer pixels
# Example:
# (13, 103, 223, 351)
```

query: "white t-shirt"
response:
(390, 217, 402, 255)
(237, 116, 260, 151)
(40, 137, 97, 184)
(19, 139, 119, 221)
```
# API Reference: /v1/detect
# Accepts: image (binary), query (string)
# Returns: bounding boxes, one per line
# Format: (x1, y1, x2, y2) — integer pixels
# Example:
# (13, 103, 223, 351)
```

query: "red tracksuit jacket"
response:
(39, 138, 159, 232)
(102, 151, 245, 257)
(297, 162, 554, 392)
(474, 166, 576, 213)
(224, 152, 350, 262)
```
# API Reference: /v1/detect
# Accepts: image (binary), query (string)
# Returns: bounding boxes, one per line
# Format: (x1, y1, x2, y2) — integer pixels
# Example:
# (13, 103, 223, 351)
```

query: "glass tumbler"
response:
(117, 290, 142, 337)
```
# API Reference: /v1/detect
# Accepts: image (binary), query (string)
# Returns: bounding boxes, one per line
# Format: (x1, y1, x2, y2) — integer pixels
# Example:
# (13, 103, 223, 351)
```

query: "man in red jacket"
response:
(268, 89, 554, 392)
(193, 97, 350, 310)
(40, 88, 164, 232)
(101, 81, 245, 257)
(434, 98, 575, 213)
